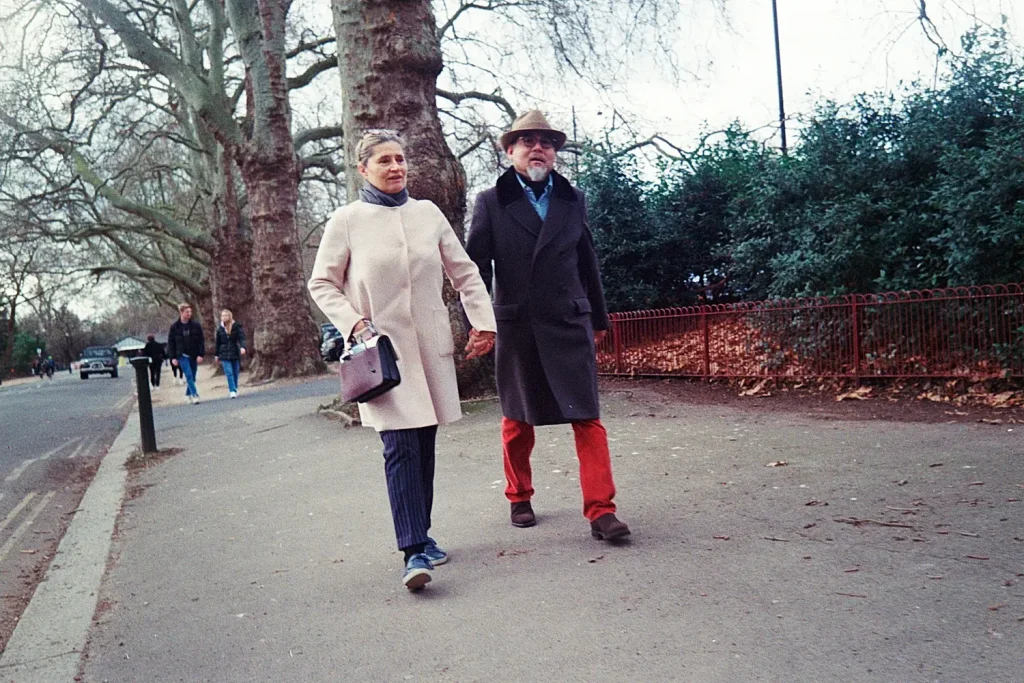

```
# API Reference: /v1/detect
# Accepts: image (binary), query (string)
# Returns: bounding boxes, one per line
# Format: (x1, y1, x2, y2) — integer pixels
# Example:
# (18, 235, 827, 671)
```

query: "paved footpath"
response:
(10, 380, 1024, 682)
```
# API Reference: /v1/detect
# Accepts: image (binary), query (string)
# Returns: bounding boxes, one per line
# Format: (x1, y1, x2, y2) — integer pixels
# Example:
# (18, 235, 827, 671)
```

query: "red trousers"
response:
(502, 417, 617, 522)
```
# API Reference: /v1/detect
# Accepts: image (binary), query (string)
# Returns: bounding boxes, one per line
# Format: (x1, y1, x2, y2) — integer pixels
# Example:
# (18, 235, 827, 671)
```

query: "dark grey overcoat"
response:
(466, 168, 609, 426)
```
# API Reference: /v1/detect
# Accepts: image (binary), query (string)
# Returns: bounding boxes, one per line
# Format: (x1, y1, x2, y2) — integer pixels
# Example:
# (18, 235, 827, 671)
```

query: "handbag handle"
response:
(349, 319, 379, 346)
(343, 320, 379, 361)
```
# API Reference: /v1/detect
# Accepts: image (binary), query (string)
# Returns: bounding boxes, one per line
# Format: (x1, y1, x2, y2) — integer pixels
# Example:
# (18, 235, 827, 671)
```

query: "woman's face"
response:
(220, 311, 231, 324)
(358, 141, 407, 194)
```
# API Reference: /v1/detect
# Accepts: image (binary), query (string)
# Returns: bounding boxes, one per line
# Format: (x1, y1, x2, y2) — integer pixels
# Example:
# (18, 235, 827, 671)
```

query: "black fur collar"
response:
(495, 167, 577, 207)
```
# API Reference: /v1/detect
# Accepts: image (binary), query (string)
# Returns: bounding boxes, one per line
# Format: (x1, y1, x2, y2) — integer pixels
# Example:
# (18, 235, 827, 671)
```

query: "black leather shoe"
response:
(590, 513, 631, 541)
(510, 501, 536, 528)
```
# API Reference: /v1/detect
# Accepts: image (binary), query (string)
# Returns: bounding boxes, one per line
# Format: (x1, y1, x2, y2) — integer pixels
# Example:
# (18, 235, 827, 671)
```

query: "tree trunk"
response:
(333, 0, 492, 397)
(207, 149, 255, 333)
(227, 0, 322, 380)
(332, 0, 466, 228)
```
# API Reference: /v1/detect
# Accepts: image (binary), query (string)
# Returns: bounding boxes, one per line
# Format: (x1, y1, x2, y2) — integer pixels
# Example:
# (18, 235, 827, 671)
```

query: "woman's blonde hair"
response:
(220, 308, 234, 325)
(356, 129, 406, 166)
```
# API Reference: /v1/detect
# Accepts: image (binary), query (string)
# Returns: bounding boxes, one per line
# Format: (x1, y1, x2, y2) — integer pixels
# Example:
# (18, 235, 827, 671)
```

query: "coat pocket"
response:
(434, 308, 455, 356)
(573, 297, 593, 315)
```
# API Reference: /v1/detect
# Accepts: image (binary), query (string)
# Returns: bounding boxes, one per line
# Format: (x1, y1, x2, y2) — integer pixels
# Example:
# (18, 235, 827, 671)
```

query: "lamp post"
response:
(771, 0, 788, 155)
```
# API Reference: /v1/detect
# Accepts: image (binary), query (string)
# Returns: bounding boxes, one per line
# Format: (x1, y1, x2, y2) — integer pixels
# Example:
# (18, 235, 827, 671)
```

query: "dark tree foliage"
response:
(581, 29, 1024, 310)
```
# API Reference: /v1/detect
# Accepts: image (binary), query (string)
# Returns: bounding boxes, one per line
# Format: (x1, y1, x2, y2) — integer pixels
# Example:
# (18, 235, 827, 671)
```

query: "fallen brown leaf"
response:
(713, 535, 730, 540)
(836, 592, 867, 598)
(966, 555, 990, 560)
(740, 378, 770, 397)
(988, 391, 1015, 407)
(837, 386, 872, 401)
(766, 460, 788, 468)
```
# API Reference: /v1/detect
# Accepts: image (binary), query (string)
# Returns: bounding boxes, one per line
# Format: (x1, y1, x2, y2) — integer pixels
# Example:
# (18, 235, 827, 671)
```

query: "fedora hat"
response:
(499, 110, 567, 151)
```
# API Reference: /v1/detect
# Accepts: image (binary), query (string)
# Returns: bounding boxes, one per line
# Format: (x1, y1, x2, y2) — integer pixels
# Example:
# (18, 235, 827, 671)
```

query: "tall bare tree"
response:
(68, 0, 327, 379)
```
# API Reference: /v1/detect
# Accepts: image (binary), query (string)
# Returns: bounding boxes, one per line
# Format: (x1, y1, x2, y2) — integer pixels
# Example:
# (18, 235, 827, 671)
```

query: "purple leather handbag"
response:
(339, 325, 401, 403)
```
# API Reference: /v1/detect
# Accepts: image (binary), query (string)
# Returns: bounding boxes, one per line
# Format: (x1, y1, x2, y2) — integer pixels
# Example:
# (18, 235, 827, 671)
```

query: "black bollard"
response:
(129, 356, 157, 453)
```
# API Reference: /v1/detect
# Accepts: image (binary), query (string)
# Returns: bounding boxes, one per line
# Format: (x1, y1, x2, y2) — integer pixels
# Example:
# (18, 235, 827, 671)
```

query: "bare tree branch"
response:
(436, 87, 517, 121)
(288, 55, 338, 90)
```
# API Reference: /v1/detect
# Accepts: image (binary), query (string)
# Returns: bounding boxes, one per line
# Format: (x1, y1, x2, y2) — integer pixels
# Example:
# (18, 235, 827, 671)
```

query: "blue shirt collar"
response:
(515, 172, 552, 200)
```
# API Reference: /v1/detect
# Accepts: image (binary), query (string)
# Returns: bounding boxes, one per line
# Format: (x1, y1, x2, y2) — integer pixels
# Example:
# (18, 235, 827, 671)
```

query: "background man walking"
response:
(466, 110, 630, 542)
(143, 334, 165, 390)
(167, 303, 205, 404)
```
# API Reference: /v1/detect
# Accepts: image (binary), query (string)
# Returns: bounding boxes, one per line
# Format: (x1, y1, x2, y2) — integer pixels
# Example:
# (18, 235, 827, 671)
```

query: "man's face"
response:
(507, 133, 557, 182)
(181, 307, 192, 322)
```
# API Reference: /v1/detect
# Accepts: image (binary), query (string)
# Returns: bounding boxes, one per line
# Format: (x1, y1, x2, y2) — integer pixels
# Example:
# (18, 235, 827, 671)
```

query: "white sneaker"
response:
(193, 395, 201, 404)
(229, 391, 237, 399)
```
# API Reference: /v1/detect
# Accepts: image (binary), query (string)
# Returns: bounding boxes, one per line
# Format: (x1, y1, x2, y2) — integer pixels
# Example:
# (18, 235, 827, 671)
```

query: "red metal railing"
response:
(597, 284, 1024, 379)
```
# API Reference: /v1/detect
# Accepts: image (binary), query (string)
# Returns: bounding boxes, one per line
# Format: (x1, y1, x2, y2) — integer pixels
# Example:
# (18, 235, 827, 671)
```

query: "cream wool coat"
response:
(308, 199, 496, 431)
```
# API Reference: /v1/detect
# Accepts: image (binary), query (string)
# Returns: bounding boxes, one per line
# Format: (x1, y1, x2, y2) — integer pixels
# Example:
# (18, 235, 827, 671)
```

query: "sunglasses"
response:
(516, 134, 556, 150)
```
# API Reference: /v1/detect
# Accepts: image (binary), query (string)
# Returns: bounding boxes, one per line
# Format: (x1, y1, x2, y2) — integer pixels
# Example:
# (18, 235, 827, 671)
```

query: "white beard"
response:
(526, 166, 550, 182)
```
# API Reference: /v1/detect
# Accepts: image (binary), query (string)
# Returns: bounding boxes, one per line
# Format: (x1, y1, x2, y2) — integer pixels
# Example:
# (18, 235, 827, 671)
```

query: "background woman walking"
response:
(214, 309, 246, 399)
(308, 130, 496, 592)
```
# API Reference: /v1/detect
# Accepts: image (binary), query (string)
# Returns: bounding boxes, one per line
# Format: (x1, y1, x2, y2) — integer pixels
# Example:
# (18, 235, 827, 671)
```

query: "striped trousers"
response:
(379, 425, 438, 550)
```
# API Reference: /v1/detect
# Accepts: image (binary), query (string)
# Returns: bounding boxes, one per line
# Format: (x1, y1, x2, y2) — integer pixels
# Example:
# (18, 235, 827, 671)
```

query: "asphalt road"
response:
(0, 370, 135, 648)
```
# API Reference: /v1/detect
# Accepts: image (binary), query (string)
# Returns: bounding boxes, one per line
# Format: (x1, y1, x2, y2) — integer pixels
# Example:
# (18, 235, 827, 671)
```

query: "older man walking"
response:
(466, 110, 630, 542)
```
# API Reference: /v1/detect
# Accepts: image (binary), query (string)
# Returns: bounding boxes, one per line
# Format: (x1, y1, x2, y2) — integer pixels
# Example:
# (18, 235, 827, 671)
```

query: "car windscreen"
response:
(83, 348, 114, 357)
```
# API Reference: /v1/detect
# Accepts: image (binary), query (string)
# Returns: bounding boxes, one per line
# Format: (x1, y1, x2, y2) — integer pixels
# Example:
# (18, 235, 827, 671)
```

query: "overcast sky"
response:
(565, 0, 1021, 152)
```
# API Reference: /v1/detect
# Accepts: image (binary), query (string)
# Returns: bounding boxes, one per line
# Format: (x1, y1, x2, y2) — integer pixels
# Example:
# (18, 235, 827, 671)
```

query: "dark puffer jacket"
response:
(215, 322, 246, 361)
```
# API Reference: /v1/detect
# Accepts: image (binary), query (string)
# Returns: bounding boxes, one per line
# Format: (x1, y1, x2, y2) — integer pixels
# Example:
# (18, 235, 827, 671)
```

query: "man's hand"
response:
(464, 329, 496, 360)
(171, 359, 178, 367)
(214, 356, 219, 363)
(240, 348, 246, 356)
(594, 329, 607, 345)
(197, 356, 204, 364)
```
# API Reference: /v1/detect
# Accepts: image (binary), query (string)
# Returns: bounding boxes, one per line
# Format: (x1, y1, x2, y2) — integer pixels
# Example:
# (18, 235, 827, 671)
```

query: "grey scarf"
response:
(359, 181, 408, 207)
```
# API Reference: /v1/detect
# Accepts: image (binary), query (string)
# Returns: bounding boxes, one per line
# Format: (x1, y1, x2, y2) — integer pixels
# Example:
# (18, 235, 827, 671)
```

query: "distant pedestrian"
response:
(167, 303, 205, 404)
(308, 129, 496, 592)
(214, 309, 246, 399)
(143, 334, 165, 390)
(43, 356, 55, 379)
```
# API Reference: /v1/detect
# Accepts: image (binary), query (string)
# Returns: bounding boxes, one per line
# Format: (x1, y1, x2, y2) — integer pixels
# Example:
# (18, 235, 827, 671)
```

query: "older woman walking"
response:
(308, 130, 496, 592)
